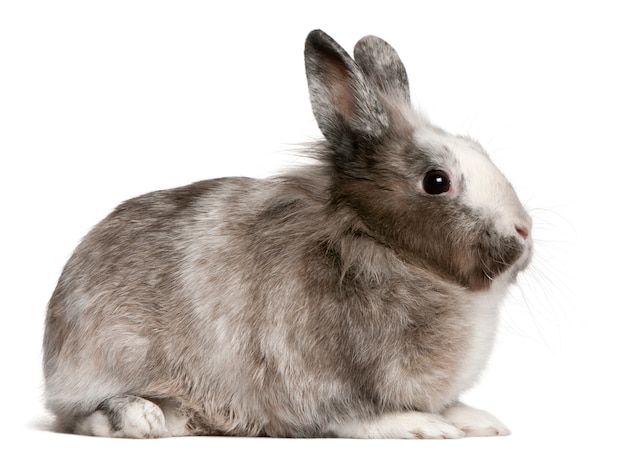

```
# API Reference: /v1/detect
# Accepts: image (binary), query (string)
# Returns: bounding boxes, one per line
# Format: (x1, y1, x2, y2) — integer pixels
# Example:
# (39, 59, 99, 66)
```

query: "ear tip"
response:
(307, 29, 327, 39)
(354, 35, 392, 56)
(304, 30, 355, 70)
(355, 34, 382, 46)
(305, 29, 331, 48)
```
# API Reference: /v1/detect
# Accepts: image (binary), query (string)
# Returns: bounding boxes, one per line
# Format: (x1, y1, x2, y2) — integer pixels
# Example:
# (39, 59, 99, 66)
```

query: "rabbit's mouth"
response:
(511, 236, 533, 275)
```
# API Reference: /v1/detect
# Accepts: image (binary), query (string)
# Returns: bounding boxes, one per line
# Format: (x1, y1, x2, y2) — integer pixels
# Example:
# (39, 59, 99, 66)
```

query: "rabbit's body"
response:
(43, 31, 532, 438)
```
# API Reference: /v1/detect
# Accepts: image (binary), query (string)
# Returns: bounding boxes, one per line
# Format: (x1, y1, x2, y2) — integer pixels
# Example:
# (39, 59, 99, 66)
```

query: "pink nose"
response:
(515, 225, 529, 240)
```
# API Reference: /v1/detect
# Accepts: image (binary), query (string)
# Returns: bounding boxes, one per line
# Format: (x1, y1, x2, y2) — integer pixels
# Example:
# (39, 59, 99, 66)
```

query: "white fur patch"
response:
(451, 278, 509, 397)
(452, 138, 532, 237)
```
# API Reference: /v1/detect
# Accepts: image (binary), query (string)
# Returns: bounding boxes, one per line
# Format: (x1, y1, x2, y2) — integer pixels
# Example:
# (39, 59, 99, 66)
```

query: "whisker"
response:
(496, 196, 575, 350)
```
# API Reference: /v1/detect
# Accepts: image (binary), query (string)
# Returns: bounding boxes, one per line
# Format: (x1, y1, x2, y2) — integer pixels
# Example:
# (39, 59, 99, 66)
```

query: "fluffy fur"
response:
(43, 30, 532, 438)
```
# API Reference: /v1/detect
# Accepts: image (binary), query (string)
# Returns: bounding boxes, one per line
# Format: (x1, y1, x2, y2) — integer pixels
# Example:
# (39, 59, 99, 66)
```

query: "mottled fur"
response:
(43, 30, 532, 438)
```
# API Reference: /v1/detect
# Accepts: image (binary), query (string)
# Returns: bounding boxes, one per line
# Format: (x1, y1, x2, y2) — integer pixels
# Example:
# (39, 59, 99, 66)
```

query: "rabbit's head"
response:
(305, 30, 532, 290)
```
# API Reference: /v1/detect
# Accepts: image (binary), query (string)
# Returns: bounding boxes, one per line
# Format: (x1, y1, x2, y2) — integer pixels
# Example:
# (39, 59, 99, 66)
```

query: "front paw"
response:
(329, 411, 465, 439)
(443, 403, 511, 437)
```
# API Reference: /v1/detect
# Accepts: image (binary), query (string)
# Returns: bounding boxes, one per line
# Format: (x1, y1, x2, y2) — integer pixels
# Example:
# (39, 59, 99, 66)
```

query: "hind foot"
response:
(75, 395, 171, 438)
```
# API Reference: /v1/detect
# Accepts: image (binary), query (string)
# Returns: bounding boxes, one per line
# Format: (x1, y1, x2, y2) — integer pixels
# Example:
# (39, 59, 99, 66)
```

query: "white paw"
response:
(76, 395, 169, 438)
(443, 403, 511, 437)
(329, 411, 465, 439)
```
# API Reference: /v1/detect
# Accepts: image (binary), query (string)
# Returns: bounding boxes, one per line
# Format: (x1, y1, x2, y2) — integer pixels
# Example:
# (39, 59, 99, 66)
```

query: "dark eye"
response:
(423, 170, 451, 195)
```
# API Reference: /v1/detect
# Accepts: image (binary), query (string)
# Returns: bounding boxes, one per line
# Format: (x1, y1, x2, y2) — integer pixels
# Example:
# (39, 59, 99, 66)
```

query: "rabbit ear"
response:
(353, 35, 410, 105)
(304, 30, 389, 150)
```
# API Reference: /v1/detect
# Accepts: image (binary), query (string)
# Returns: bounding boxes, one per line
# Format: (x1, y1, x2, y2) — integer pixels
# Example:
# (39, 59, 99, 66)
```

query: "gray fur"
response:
(43, 30, 532, 438)
(353, 35, 411, 105)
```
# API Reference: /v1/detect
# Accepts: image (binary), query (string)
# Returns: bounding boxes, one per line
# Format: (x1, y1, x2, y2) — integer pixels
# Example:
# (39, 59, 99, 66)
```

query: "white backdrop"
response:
(1, 1, 624, 451)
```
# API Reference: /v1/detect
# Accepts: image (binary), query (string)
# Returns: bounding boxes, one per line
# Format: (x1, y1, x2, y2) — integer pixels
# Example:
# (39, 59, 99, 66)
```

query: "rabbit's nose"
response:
(515, 225, 529, 240)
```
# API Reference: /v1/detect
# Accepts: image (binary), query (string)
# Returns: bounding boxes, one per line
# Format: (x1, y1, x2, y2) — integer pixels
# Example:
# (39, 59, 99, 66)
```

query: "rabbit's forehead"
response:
(412, 127, 488, 175)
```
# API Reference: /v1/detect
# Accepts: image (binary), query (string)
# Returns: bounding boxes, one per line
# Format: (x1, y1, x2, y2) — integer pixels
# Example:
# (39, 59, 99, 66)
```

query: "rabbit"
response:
(42, 29, 532, 439)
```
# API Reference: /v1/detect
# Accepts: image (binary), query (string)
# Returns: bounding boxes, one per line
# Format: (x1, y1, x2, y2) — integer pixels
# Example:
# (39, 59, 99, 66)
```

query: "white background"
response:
(1, 1, 624, 451)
